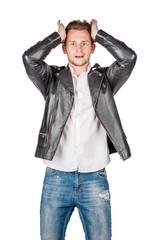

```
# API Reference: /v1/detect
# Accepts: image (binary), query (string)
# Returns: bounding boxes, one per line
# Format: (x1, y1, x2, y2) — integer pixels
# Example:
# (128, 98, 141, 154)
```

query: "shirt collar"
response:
(69, 64, 91, 76)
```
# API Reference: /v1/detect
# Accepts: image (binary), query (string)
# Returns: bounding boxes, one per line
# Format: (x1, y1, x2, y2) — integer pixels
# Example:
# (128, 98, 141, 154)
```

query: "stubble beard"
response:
(68, 57, 89, 67)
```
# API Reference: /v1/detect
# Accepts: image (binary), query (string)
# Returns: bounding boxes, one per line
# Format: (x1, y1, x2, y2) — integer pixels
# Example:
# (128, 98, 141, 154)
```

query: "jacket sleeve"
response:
(95, 29, 137, 95)
(22, 32, 61, 98)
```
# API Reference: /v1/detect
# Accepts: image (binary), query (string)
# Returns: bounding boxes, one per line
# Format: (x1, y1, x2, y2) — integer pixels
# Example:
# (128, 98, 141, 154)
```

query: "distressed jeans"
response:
(40, 167, 112, 240)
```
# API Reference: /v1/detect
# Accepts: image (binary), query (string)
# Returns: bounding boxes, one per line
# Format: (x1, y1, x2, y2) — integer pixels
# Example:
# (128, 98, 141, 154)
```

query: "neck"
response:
(69, 62, 90, 77)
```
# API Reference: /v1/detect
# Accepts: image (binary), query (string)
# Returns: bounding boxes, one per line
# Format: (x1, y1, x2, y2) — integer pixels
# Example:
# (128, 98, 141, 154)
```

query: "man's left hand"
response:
(91, 19, 98, 41)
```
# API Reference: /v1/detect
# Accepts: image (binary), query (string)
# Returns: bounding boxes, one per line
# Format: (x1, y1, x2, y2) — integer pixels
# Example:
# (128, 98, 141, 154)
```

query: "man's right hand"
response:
(57, 20, 66, 43)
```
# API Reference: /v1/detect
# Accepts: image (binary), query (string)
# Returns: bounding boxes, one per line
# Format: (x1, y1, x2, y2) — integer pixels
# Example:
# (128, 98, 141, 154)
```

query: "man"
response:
(23, 19, 137, 240)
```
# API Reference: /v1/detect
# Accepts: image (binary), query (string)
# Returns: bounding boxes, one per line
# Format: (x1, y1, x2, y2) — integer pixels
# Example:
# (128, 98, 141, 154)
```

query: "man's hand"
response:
(57, 20, 66, 43)
(90, 19, 98, 42)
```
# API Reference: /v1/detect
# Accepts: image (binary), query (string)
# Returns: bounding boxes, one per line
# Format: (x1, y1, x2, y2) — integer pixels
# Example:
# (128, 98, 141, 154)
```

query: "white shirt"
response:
(43, 64, 111, 172)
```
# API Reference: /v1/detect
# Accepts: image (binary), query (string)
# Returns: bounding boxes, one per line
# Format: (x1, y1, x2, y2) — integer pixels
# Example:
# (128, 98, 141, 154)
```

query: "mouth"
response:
(75, 55, 84, 58)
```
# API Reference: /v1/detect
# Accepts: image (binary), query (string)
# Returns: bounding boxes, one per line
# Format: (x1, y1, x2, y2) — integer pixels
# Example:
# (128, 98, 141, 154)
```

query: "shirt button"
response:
(99, 73, 102, 76)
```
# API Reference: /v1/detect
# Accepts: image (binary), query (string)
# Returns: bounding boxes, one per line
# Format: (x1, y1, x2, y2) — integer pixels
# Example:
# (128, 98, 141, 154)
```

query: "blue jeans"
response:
(40, 167, 112, 240)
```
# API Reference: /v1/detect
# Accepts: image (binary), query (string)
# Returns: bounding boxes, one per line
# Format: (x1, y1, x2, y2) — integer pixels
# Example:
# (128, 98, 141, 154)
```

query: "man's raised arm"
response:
(22, 21, 65, 97)
(92, 20, 137, 95)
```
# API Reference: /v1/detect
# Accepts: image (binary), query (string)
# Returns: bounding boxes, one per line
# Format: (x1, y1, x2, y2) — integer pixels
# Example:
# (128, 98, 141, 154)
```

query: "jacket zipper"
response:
(93, 72, 105, 109)
(39, 132, 47, 136)
(93, 73, 122, 158)
(44, 80, 60, 158)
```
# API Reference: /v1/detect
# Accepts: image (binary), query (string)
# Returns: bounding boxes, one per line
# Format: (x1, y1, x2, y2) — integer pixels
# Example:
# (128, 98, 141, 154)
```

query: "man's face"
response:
(62, 30, 95, 67)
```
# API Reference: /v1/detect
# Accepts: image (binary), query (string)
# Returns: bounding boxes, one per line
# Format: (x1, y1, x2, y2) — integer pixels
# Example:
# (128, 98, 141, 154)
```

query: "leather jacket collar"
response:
(56, 63, 104, 106)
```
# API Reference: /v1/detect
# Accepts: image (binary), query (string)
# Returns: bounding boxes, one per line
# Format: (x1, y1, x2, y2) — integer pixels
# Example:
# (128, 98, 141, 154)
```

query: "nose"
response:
(76, 44, 82, 52)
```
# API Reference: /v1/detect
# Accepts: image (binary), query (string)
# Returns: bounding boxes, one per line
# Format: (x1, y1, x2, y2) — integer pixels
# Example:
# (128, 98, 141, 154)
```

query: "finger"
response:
(92, 19, 97, 25)
(91, 19, 96, 25)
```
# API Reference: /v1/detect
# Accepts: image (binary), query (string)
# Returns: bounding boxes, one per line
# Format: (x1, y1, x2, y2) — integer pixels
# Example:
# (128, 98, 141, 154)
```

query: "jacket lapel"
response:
(56, 66, 74, 94)
(88, 66, 104, 107)
(56, 64, 104, 105)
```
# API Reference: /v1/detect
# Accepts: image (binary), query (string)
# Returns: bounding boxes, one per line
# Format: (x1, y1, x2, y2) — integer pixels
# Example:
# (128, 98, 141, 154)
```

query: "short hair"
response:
(65, 20, 93, 44)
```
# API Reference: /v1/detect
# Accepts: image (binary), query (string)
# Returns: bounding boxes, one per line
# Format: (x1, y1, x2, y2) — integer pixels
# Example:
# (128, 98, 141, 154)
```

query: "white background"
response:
(1, 0, 160, 239)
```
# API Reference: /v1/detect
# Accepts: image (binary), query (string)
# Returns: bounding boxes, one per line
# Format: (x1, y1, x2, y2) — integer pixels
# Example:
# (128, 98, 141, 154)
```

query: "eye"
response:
(71, 43, 75, 46)
(82, 42, 86, 46)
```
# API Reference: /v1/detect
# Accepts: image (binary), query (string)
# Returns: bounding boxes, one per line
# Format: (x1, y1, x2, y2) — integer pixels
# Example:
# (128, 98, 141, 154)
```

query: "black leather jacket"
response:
(22, 29, 137, 161)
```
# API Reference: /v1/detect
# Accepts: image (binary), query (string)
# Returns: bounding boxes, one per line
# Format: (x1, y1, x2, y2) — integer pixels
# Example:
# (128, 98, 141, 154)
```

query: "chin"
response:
(73, 59, 88, 67)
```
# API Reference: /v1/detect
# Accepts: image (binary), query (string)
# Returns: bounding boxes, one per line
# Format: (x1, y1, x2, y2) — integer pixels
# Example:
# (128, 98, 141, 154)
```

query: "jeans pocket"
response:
(45, 167, 57, 177)
(95, 171, 107, 181)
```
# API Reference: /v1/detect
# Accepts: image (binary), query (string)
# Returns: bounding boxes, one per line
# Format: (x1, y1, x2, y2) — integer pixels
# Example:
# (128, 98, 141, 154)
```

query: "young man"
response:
(23, 19, 137, 240)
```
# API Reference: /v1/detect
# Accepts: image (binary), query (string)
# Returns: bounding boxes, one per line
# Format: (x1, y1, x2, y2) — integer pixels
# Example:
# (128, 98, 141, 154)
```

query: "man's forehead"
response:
(67, 29, 90, 37)
(67, 30, 91, 42)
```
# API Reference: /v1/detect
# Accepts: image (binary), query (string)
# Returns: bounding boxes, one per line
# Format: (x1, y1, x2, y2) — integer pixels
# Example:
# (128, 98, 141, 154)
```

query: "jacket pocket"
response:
(38, 132, 48, 148)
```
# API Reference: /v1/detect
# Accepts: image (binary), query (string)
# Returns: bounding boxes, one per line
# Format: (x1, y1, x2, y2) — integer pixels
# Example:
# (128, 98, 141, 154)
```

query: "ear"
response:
(91, 43, 96, 54)
(62, 44, 67, 54)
